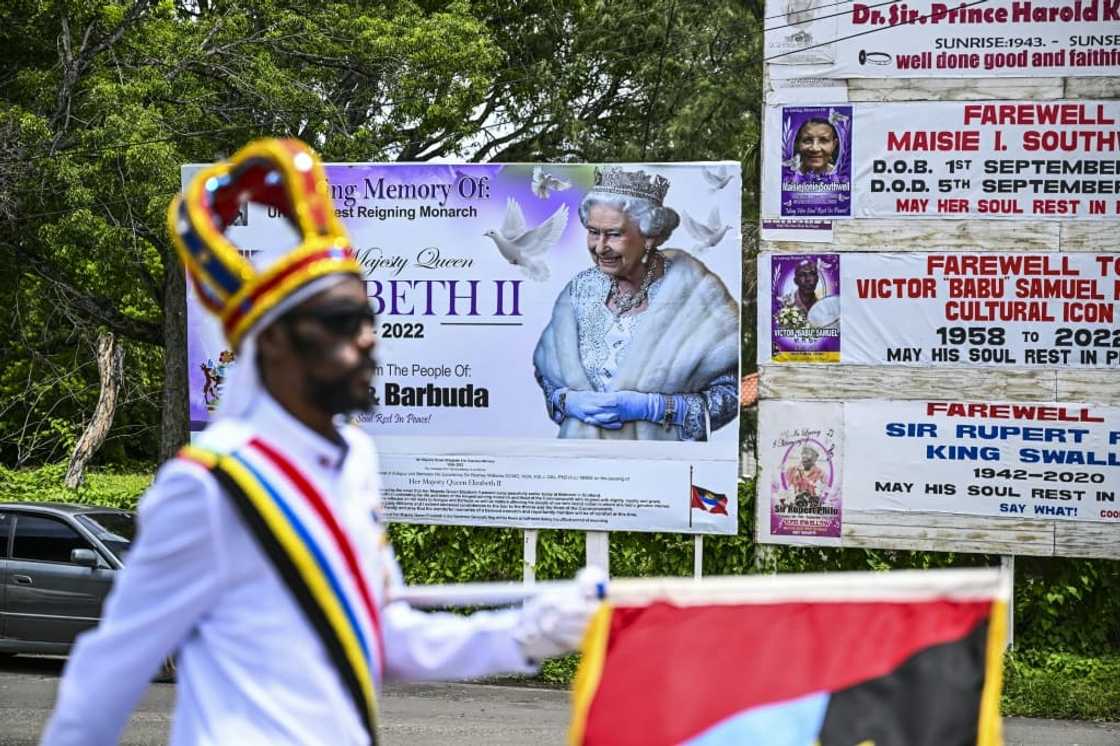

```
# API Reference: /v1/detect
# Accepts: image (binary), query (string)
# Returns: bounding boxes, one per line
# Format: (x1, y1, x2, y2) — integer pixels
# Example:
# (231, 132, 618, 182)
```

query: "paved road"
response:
(2, 655, 1118, 745)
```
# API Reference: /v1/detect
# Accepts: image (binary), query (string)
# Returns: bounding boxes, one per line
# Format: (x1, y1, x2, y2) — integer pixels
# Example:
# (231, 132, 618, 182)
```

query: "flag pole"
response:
(689, 465, 694, 529)
(391, 567, 1011, 609)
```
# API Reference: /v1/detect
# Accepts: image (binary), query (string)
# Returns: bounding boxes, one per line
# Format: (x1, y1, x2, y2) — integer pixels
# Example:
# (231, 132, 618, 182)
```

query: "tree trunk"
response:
(159, 259, 189, 463)
(65, 332, 124, 488)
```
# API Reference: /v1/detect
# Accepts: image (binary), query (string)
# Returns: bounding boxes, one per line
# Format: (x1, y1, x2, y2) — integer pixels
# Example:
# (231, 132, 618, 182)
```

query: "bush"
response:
(0, 464, 150, 510)
(1003, 651, 1120, 720)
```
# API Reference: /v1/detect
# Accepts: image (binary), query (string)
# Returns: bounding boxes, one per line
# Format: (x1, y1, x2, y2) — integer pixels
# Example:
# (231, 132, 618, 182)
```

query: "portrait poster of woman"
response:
(533, 167, 741, 442)
(181, 161, 743, 534)
(780, 105, 853, 217)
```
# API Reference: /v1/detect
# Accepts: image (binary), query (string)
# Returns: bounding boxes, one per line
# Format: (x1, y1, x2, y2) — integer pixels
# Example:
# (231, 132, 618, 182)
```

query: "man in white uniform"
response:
(42, 139, 599, 746)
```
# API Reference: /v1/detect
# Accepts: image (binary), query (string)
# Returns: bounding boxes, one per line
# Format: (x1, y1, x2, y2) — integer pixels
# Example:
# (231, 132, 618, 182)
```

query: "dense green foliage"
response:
(1002, 651, 1120, 720)
(4, 466, 1118, 719)
(0, 462, 150, 509)
(0, 0, 762, 464)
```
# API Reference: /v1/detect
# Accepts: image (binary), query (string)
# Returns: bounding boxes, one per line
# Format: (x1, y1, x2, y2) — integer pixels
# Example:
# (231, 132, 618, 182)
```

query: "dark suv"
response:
(0, 503, 134, 655)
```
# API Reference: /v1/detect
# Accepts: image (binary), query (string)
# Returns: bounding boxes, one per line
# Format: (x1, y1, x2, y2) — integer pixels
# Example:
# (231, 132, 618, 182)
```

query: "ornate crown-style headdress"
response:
(167, 138, 362, 349)
(591, 166, 671, 206)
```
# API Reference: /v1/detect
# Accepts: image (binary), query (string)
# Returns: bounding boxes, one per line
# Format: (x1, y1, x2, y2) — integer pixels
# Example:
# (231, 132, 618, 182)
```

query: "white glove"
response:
(513, 567, 608, 663)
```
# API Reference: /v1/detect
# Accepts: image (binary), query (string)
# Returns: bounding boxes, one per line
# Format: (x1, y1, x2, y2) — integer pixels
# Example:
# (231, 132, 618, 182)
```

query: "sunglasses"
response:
(285, 304, 376, 337)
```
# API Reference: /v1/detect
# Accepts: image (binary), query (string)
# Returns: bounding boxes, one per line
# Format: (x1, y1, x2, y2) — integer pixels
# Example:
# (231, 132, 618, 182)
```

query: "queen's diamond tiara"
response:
(591, 167, 670, 206)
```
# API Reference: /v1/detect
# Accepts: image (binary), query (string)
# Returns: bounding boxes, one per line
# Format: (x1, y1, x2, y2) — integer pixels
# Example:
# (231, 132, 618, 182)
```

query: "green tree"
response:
(0, 0, 763, 468)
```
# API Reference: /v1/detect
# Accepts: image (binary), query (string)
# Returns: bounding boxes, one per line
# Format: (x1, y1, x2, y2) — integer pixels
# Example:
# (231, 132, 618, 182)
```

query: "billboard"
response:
(758, 399, 1120, 547)
(185, 162, 743, 534)
(765, 0, 1120, 78)
(763, 100, 1120, 220)
(758, 252, 1120, 368)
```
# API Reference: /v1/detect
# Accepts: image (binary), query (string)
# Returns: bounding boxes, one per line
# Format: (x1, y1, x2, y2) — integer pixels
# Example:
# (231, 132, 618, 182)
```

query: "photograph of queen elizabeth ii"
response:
(532, 167, 740, 441)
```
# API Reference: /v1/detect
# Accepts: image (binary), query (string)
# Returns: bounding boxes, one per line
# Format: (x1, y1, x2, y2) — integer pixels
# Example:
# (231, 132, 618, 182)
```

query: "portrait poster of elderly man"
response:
(771, 253, 840, 363)
(767, 425, 843, 541)
(533, 167, 740, 442)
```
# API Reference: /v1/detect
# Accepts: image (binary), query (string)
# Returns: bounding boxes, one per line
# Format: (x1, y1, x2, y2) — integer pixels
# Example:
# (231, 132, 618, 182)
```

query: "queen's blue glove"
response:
(603, 391, 689, 426)
(608, 391, 664, 422)
(561, 390, 623, 429)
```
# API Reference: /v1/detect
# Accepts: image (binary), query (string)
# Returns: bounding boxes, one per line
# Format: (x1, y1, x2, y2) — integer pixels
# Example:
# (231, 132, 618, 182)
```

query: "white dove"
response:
(682, 206, 732, 253)
(702, 166, 733, 192)
(484, 198, 569, 281)
(530, 166, 572, 199)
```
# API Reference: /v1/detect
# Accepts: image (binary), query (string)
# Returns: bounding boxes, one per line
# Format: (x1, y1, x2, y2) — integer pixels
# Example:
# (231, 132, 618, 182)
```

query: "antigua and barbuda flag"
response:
(568, 568, 1008, 746)
(690, 485, 729, 515)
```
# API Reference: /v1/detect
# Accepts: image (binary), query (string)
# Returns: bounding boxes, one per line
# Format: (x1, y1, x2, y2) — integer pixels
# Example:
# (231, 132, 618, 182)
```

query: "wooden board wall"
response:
(758, 75, 1120, 559)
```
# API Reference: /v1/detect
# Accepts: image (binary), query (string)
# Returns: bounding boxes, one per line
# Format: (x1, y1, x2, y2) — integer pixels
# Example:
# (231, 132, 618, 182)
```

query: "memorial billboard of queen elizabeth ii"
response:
(183, 161, 743, 535)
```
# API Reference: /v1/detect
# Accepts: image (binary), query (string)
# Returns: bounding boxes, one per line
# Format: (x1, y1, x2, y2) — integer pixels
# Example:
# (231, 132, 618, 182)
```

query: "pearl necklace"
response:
(608, 252, 660, 315)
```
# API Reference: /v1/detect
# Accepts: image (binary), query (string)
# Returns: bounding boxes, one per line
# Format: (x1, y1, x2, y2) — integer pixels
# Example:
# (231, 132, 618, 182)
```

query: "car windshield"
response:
(76, 512, 135, 561)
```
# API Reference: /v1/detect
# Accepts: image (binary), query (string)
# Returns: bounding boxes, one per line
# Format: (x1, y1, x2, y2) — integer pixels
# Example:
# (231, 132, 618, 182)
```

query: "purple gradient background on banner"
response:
(780, 105, 852, 217)
(771, 253, 841, 358)
(185, 162, 740, 439)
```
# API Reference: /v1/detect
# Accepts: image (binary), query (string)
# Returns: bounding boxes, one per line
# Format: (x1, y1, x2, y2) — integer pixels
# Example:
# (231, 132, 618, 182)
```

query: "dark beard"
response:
(305, 359, 376, 416)
(283, 321, 376, 415)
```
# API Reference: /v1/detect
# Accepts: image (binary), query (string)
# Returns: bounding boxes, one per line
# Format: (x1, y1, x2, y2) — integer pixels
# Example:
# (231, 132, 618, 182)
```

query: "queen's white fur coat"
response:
(533, 249, 739, 440)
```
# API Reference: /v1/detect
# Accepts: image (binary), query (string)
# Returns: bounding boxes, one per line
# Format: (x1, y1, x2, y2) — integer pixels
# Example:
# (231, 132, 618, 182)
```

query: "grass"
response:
(1002, 652, 1120, 720)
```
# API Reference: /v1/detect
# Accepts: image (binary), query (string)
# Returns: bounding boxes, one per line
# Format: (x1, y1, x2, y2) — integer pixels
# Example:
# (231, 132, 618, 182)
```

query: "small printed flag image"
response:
(569, 569, 1008, 746)
(690, 485, 728, 515)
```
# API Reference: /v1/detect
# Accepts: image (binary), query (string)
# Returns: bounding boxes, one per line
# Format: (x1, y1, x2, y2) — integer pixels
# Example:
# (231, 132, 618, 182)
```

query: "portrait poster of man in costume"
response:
(770, 435, 842, 539)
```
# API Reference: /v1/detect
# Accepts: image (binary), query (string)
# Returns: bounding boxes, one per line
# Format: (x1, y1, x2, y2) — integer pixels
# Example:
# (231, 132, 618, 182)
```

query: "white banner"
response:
(759, 399, 1120, 544)
(379, 452, 733, 532)
(758, 252, 1120, 367)
(845, 399, 1120, 521)
(766, 0, 1120, 78)
(185, 162, 742, 534)
(762, 100, 1120, 220)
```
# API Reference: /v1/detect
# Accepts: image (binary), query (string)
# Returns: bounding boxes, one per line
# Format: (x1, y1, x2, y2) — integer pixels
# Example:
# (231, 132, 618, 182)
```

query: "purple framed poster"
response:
(771, 254, 840, 363)
(780, 105, 852, 217)
(758, 400, 844, 546)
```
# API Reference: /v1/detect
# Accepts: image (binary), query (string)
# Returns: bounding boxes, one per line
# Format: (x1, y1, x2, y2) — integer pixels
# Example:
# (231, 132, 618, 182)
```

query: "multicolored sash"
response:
(180, 437, 384, 742)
